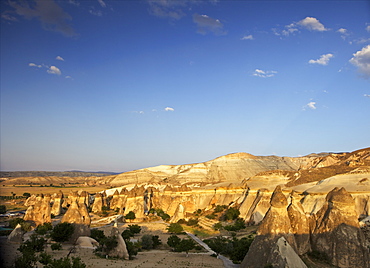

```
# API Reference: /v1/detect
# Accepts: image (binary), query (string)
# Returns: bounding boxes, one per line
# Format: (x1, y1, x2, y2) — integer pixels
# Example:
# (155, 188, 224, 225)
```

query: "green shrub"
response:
(128, 224, 141, 234)
(50, 222, 74, 242)
(152, 235, 161, 248)
(0, 205, 6, 214)
(125, 211, 136, 221)
(186, 218, 199, 226)
(9, 218, 25, 229)
(214, 205, 227, 213)
(91, 229, 106, 243)
(35, 222, 53, 235)
(167, 235, 181, 249)
(121, 229, 133, 240)
(51, 243, 62, 251)
(167, 223, 183, 234)
(141, 234, 153, 250)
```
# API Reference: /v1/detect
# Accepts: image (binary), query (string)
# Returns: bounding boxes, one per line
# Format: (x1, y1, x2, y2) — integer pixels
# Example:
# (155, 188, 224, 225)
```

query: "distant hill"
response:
(0, 171, 118, 179)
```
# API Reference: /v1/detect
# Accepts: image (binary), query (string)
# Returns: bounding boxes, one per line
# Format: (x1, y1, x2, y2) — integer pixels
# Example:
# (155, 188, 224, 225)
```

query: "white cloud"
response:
(273, 16, 328, 37)
(252, 69, 277, 78)
(193, 14, 226, 35)
(309, 53, 333, 65)
(297, 17, 328, 32)
(47, 66, 61, 75)
(29, 63, 42, 68)
(364, 94, 370, 98)
(366, 25, 370, 32)
(97, 0, 106, 8)
(56, 56, 64, 61)
(349, 45, 370, 79)
(337, 28, 347, 34)
(241, 35, 254, 40)
(9, 0, 76, 37)
(303, 101, 317, 110)
(65, 75, 72, 79)
(164, 107, 174, 112)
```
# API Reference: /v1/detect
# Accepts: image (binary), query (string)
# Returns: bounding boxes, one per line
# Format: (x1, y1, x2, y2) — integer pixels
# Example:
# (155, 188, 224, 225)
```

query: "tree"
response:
(0, 205, 6, 214)
(167, 235, 181, 249)
(125, 211, 136, 221)
(167, 223, 183, 234)
(128, 224, 141, 234)
(35, 222, 53, 235)
(23, 193, 31, 198)
(152, 235, 161, 248)
(90, 229, 106, 244)
(141, 234, 154, 250)
(50, 223, 74, 242)
(175, 239, 195, 257)
(222, 207, 240, 221)
(121, 229, 133, 240)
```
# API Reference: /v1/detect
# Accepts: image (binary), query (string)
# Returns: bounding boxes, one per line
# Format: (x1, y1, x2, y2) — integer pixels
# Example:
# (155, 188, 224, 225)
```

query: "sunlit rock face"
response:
(287, 191, 311, 255)
(51, 191, 64, 216)
(241, 186, 301, 268)
(23, 194, 51, 226)
(311, 187, 370, 268)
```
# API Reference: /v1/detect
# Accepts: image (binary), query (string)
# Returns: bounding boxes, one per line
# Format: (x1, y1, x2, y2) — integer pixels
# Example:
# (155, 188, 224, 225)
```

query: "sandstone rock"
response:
(287, 191, 311, 255)
(109, 227, 129, 260)
(91, 193, 104, 213)
(311, 187, 370, 268)
(7, 224, 23, 243)
(23, 194, 51, 226)
(76, 236, 98, 248)
(51, 191, 64, 216)
(62, 199, 91, 242)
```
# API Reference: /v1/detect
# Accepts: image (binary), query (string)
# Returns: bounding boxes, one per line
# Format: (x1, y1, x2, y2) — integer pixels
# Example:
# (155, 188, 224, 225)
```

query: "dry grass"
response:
(0, 185, 108, 197)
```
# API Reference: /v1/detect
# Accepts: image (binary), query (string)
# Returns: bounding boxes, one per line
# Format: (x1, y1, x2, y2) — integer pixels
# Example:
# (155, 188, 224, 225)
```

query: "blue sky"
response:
(1, 0, 369, 172)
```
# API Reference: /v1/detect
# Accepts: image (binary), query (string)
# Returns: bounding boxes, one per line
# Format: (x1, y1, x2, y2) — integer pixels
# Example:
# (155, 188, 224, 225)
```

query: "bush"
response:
(167, 235, 181, 249)
(125, 211, 136, 221)
(221, 207, 240, 221)
(125, 240, 139, 259)
(128, 224, 141, 234)
(167, 223, 183, 234)
(152, 235, 161, 248)
(23, 193, 31, 198)
(50, 222, 74, 242)
(186, 218, 199, 226)
(18, 233, 46, 253)
(155, 209, 170, 221)
(214, 205, 227, 213)
(213, 222, 223, 231)
(0, 205, 6, 214)
(141, 234, 154, 250)
(100, 236, 118, 254)
(51, 243, 62, 251)
(91, 229, 106, 243)
(121, 229, 133, 240)
(9, 218, 25, 229)
(35, 222, 53, 235)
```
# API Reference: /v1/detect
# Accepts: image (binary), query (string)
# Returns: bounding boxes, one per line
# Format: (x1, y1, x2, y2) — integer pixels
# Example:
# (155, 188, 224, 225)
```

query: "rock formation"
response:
(51, 191, 64, 216)
(109, 227, 129, 260)
(241, 186, 302, 268)
(23, 194, 51, 226)
(311, 187, 370, 268)
(62, 199, 91, 242)
(7, 224, 24, 243)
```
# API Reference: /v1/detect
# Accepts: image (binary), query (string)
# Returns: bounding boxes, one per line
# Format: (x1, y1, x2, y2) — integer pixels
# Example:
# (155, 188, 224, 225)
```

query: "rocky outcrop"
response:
(7, 224, 24, 243)
(109, 227, 129, 260)
(51, 191, 64, 216)
(62, 199, 91, 242)
(241, 186, 301, 268)
(23, 194, 51, 226)
(311, 187, 370, 268)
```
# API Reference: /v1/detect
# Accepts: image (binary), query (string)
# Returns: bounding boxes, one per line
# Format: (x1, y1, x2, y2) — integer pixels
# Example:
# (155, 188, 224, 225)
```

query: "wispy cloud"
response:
(364, 94, 370, 98)
(337, 28, 349, 40)
(9, 0, 76, 37)
(241, 35, 254, 40)
(148, 0, 186, 20)
(366, 25, 370, 33)
(193, 14, 226, 35)
(309, 53, 333, 65)
(97, 0, 106, 8)
(164, 107, 175, 112)
(29, 63, 42, 68)
(56, 56, 64, 61)
(252, 69, 277, 78)
(303, 101, 317, 110)
(47, 66, 62, 75)
(349, 45, 370, 79)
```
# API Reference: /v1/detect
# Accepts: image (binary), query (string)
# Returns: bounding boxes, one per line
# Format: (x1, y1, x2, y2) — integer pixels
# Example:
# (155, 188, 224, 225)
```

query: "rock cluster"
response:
(241, 187, 370, 268)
